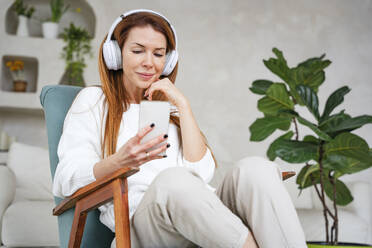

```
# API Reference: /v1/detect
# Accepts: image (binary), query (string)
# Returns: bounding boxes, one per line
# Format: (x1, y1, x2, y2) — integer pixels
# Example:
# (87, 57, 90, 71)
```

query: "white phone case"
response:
(139, 100, 170, 156)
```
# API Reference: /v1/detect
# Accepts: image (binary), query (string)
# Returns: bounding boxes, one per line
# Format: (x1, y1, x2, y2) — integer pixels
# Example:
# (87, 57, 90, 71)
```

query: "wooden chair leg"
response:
(68, 202, 87, 248)
(113, 178, 131, 248)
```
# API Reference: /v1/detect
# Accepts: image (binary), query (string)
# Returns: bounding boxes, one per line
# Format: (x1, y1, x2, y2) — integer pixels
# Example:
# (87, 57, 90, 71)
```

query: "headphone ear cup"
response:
(103, 40, 122, 70)
(162, 50, 178, 76)
(112, 40, 122, 70)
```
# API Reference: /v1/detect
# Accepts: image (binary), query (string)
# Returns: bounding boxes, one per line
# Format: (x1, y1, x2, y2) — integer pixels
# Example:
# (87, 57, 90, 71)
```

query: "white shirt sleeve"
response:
(53, 87, 103, 198)
(171, 104, 215, 184)
(177, 143, 216, 184)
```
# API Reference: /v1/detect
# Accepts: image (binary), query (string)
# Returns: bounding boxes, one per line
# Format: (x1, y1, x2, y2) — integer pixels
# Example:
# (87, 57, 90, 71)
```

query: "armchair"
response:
(40, 85, 295, 248)
(40, 85, 138, 248)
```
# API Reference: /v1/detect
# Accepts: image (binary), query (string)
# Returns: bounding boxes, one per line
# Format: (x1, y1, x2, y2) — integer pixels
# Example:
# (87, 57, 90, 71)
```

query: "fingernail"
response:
(163, 155, 167, 158)
(150, 123, 155, 128)
(164, 134, 168, 139)
(166, 143, 170, 148)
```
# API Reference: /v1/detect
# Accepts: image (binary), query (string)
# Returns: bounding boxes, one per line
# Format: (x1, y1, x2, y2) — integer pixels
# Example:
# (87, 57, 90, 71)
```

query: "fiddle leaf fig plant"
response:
(249, 48, 372, 245)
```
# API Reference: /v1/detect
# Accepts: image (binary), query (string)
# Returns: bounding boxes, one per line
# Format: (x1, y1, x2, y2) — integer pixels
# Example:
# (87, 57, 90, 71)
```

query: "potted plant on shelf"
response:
(249, 48, 372, 247)
(60, 23, 92, 87)
(5, 60, 27, 92)
(42, 0, 69, 39)
(12, 0, 35, 37)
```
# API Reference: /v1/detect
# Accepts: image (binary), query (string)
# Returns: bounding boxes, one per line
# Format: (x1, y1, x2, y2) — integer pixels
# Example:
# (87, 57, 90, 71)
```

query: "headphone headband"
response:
(105, 9, 178, 50)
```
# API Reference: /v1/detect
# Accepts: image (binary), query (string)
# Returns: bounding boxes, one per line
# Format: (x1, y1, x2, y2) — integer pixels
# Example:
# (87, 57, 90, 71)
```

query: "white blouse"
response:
(52, 86, 216, 231)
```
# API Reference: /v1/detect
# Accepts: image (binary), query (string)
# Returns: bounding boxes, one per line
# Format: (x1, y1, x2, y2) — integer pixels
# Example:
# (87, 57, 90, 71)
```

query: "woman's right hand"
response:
(111, 123, 170, 169)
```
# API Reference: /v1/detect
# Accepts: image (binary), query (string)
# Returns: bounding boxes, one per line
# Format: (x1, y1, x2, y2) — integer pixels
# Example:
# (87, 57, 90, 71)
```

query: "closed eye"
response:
(132, 50, 164, 58)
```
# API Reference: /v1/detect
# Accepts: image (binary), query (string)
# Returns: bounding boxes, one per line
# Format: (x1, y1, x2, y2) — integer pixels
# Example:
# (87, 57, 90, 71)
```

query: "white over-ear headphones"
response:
(102, 9, 179, 76)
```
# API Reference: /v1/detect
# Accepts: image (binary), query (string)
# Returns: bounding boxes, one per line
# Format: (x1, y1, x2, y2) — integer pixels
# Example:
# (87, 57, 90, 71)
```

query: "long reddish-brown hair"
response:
(98, 12, 217, 167)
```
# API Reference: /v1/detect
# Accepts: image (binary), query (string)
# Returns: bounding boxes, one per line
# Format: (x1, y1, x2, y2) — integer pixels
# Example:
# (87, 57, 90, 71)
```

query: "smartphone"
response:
(139, 100, 170, 156)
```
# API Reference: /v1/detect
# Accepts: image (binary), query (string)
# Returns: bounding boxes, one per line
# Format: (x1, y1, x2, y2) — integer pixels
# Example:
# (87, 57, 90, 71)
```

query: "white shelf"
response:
(0, 91, 41, 109)
(4, 0, 96, 39)
(0, 0, 97, 111)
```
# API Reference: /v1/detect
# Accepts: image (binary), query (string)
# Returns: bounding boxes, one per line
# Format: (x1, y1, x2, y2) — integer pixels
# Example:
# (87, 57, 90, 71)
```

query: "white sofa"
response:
(0, 142, 59, 247)
(0, 142, 371, 247)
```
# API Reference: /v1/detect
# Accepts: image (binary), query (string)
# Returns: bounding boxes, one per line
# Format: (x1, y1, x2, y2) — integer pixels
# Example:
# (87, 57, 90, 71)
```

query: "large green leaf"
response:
(267, 131, 294, 160)
(296, 85, 320, 121)
(324, 132, 371, 164)
(297, 115, 332, 141)
(303, 135, 319, 144)
(288, 55, 331, 93)
(319, 110, 347, 128)
(249, 80, 273, 95)
(281, 110, 332, 141)
(297, 164, 320, 189)
(263, 48, 292, 85)
(249, 116, 291, 141)
(297, 164, 311, 189)
(321, 115, 372, 135)
(257, 83, 294, 115)
(323, 155, 372, 175)
(324, 179, 353, 206)
(320, 86, 351, 122)
(273, 139, 318, 163)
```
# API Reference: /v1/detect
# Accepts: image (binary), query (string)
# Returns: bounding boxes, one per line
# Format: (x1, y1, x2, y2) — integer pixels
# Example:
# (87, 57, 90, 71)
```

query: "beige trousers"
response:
(112, 156, 307, 248)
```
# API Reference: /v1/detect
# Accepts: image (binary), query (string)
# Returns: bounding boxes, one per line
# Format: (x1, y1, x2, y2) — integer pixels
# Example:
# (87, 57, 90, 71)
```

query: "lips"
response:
(136, 72, 154, 81)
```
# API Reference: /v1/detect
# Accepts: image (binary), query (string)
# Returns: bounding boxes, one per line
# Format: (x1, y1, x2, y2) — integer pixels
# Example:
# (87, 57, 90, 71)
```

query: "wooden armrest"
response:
(282, 171, 296, 181)
(53, 167, 139, 216)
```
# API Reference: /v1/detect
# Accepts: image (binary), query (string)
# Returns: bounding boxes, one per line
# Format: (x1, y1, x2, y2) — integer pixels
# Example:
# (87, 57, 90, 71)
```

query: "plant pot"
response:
(42, 22, 59, 39)
(59, 66, 86, 87)
(16, 15, 29, 37)
(307, 241, 372, 247)
(13, 80, 27, 92)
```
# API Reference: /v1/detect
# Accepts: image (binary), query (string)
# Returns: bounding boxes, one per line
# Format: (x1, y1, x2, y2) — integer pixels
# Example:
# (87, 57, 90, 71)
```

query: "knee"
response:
(232, 156, 282, 190)
(151, 167, 205, 207)
(152, 167, 200, 195)
(152, 167, 192, 187)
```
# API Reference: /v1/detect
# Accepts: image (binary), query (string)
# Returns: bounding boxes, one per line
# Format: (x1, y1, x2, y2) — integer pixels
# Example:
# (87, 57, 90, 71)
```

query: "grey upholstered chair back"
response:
(40, 85, 114, 248)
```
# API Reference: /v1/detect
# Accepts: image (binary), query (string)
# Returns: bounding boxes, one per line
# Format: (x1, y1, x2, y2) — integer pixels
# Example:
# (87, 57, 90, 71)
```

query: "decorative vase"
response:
(42, 22, 59, 39)
(13, 80, 27, 92)
(16, 15, 29, 37)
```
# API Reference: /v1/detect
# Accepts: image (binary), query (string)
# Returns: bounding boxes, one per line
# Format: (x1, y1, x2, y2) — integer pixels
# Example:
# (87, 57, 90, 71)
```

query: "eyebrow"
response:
(131, 42, 166, 50)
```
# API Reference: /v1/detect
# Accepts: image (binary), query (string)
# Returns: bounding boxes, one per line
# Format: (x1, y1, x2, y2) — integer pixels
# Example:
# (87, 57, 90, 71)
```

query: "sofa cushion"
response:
(297, 209, 370, 243)
(1, 200, 59, 247)
(7, 142, 53, 201)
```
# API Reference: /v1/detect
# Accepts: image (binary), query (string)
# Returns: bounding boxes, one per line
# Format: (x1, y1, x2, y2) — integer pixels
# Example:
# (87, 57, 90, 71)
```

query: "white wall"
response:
(85, 0, 372, 178)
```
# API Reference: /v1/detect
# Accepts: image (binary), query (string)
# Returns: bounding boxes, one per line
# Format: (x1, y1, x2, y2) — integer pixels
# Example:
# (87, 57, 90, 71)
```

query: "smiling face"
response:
(121, 25, 167, 101)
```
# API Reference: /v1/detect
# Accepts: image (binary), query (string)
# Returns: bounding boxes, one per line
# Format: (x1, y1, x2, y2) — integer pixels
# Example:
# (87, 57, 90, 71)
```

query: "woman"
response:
(53, 9, 307, 248)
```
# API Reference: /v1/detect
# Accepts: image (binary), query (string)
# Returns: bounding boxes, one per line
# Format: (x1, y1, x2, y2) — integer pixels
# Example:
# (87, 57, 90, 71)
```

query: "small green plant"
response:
(249, 48, 372, 245)
(49, 0, 69, 23)
(13, 0, 35, 18)
(61, 23, 92, 87)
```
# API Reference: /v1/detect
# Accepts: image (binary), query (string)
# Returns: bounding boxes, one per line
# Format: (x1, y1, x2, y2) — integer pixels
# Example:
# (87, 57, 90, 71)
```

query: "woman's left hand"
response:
(144, 78, 188, 108)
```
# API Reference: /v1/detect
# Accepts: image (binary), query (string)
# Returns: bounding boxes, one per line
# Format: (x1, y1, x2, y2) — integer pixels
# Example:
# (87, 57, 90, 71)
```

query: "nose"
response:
(142, 51, 154, 69)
